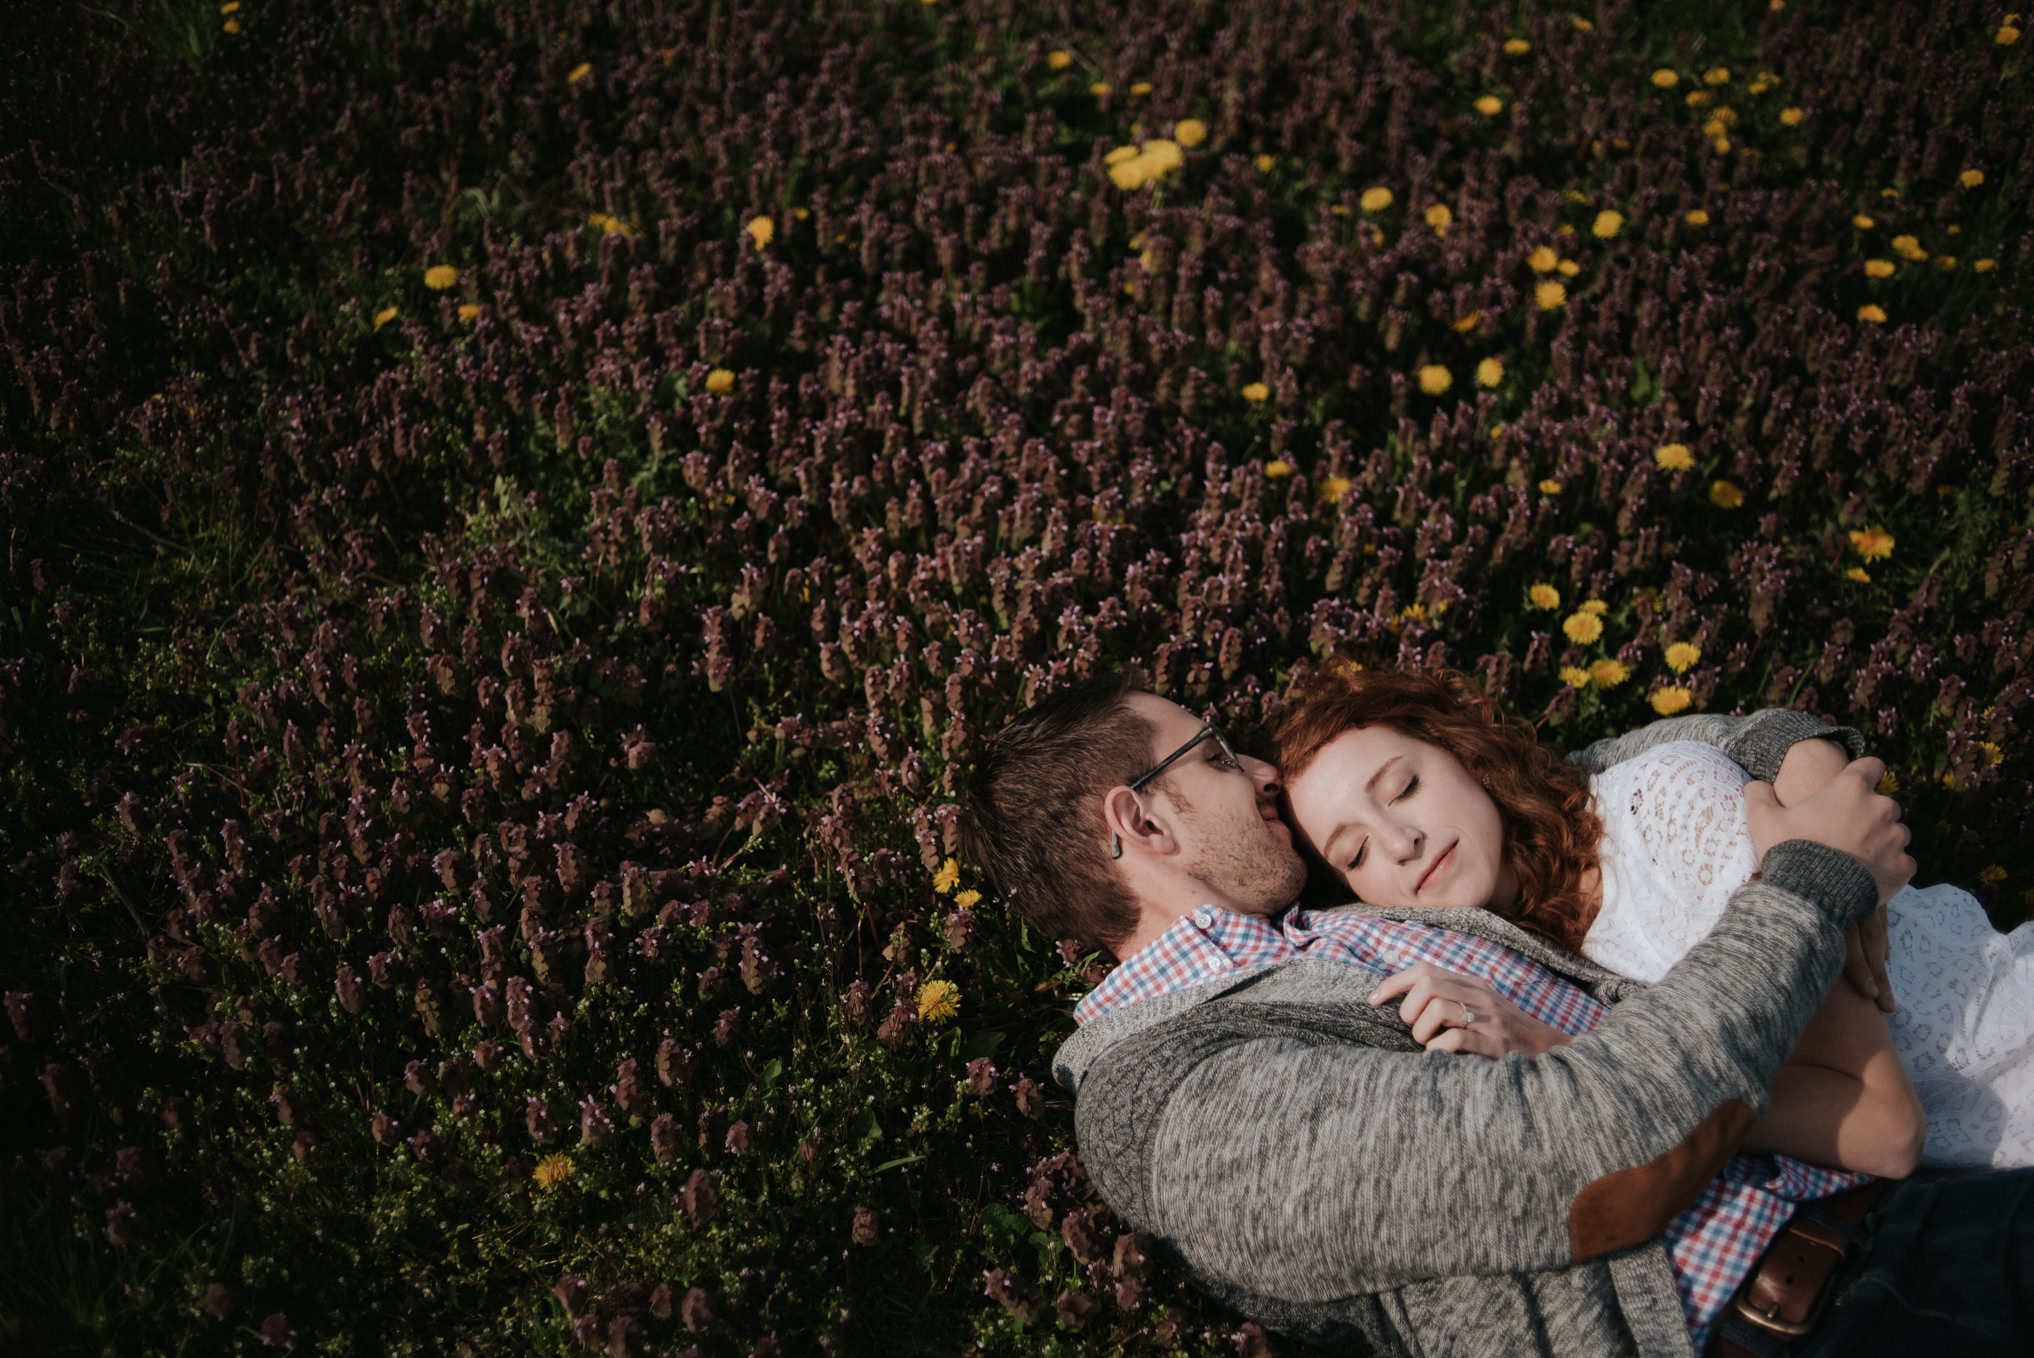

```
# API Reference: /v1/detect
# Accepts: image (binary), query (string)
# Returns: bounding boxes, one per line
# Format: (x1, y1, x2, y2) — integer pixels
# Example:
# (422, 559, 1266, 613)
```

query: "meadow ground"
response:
(1, 0, 2031, 1353)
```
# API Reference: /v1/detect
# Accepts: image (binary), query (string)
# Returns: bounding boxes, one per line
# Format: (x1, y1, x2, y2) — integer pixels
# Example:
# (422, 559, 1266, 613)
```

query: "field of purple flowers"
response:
(1, 0, 2030, 1352)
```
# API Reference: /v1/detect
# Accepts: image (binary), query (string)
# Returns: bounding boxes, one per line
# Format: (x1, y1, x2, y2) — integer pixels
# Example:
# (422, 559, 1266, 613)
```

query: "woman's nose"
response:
(1378, 819, 1422, 861)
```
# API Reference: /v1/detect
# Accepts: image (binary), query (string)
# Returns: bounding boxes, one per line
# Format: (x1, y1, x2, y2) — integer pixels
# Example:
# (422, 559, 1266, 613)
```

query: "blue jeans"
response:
(1711, 1168, 2034, 1357)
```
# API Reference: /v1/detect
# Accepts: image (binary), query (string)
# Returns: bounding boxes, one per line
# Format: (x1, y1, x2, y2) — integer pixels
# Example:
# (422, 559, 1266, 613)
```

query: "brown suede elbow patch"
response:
(1569, 1101, 1756, 1261)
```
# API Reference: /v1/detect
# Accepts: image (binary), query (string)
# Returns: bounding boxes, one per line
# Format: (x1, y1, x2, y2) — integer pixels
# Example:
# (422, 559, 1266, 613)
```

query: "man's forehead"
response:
(1125, 691, 1203, 742)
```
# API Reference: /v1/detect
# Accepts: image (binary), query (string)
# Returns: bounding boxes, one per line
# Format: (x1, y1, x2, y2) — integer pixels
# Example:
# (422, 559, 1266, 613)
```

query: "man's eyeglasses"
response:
(1112, 724, 1243, 858)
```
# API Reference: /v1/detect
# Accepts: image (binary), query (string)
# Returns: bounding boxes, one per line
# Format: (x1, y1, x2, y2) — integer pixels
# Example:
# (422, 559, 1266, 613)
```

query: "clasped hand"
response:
(1368, 962, 1573, 1058)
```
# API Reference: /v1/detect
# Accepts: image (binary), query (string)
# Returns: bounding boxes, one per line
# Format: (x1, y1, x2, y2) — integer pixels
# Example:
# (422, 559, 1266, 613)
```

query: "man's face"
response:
(1123, 693, 1308, 916)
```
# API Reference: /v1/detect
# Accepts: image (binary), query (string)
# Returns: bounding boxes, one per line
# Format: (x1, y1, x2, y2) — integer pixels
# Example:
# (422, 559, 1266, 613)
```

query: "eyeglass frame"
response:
(1112, 724, 1243, 858)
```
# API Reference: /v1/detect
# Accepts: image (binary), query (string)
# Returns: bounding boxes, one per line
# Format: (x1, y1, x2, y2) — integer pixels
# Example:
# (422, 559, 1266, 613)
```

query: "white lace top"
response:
(1581, 741, 1760, 984)
(1579, 740, 2034, 1168)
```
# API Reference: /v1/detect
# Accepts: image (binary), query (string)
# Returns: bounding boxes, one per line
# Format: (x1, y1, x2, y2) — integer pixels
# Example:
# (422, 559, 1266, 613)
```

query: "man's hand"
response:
(1772, 735, 1851, 808)
(1742, 757, 1913, 906)
(1367, 963, 1573, 1059)
(1773, 735, 1897, 1011)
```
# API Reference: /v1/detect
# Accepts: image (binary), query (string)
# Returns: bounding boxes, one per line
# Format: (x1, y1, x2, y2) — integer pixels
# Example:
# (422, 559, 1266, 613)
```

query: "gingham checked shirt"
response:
(1074, 904, 1868, 1352)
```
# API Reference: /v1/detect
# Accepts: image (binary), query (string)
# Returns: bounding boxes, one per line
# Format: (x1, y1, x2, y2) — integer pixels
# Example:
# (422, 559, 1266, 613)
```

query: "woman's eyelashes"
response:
(1349, 777, 1419, 869)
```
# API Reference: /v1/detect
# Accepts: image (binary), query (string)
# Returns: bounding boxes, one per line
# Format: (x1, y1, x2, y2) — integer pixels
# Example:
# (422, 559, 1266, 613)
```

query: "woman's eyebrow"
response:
(1365, 754, 1401, 798)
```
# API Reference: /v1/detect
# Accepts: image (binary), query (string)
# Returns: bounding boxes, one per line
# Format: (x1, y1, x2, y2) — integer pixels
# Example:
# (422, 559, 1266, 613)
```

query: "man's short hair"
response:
(958, 668, 1152, 954)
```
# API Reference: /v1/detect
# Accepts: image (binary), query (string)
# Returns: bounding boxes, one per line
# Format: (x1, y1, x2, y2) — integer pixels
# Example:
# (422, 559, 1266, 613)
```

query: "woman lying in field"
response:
(1272, 665, 2033, 1174)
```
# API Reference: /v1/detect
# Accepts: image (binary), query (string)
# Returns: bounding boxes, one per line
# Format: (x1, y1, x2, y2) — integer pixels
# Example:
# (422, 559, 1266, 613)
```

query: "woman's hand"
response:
(1366, 962, 1573, 1059)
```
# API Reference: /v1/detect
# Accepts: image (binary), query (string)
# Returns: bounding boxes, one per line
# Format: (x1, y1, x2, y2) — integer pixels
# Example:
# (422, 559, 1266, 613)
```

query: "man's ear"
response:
(1101, 786, 1175, 861)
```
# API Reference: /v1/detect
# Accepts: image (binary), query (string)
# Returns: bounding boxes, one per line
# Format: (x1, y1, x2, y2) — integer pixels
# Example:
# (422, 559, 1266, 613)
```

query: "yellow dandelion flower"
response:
(1980, 865, 2008, 884)
(1935, 255, 1959, 271)
(1684, 209, 1711, 226)
(423, 265, 458, 290)
(704, 368, 736, 394)
(1960, 168, 1985, 187)
(1654, 443, 1695, 472)
(953, 889, 982, 910)
(1981, 742, 2004, 766)
(1476, 357, 1504, 388)
(1748, 77, 1771, 95)
(373, 306, 398, 330)
(1090, 81, 1112, 96)
(1474, 95, 1505, 116)
(1129, 81, 1153, 96)
(457, 304, 481, 321)
(1651, 69, 1680, 89)
(532, 1153, 573, 1188)
(1107, 156, 1151, 190)
(1685, 90, 1712, 107)
(1265, 460, 1294, 478)
(1853, 214, 1875, 229)
(1504, 38, 1531, 54)
(1104, 145, 1141, 166)
(1140, 138, 1183, 173)
(932, 858, 960, 893)
(1589, 658, 1631, 688)
(1846, 567, 1871, 582)
(1592, 210, 1624, 239)
(1997, 25, 2021, 44)
(746, 215, 775, 250)
(1241, 381, 1270, 403)
(567, 62, 593, 84)
(1538, 478, 1564, 494)
(1556, 258, 1581, 277)
(1664, 641, 1702, 673)
(1424, 203, 1453, 230)
(1891, 233, 1926, 259)
(1318, 475, 1352, 501)
(1417, 364, 1453, 395)
(1047, 50, 1072, 70)
(1451, 312, 1484, 333)
(220, 1, 240, 10)
(1975, 258, 1997, 272)
(1527, 245, 1559, 272)
(1579, 598, 1609, 616)
(1779, 107, 1804, 126)
(1562, 612, 1604, 644)
(1864, 259, 1895, 278)
(1857, 304, 1888, 323)
(1174, 118, 1207, 148)
(1708, 479, 1745, 508)
(1360, 186, 1393, 212)
(222, 17, 240, 31)
(1560, 665, 1591, 688)
(1880, 187, 1901, 199)
(1535, 280, 1567, 310)
(916, 979, 961, 1024)
(1875, 769, 1899, 794)
(1571, 16, 1594, 30)
(1650, 686, 1694, 715)
(1849, 526, 1895, 560)
(1528, 583, 1561, 610)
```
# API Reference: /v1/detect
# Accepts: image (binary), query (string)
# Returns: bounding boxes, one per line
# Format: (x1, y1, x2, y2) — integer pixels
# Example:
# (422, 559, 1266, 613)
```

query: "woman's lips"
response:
(1417, 842, 1457, 894)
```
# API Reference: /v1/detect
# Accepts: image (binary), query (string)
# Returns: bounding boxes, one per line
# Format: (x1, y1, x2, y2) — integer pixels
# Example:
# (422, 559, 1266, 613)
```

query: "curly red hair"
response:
(1271, 665, 1602, 952)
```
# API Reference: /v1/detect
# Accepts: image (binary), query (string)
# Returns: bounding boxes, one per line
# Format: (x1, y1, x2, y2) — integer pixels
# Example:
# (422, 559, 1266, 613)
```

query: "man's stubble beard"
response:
(1173, 796, 1309, 916)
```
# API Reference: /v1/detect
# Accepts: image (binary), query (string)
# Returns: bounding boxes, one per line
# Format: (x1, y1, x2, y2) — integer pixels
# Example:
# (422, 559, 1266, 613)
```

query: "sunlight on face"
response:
(1282, 726, 1518, 912)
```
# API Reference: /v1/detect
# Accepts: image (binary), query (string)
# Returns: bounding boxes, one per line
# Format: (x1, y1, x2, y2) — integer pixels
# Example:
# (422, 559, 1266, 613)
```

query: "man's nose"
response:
(1241, 752, 1280, 792)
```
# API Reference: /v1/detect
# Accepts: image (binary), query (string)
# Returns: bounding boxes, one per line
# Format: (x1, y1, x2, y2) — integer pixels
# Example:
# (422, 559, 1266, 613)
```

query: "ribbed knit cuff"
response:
(1728, 712, 1866, 782)
(1758, 841, 1878, 926)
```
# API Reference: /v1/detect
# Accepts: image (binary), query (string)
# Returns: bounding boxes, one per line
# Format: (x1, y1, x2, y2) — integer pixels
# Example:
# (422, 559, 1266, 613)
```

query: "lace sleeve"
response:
(1584, 742, 1763, 983)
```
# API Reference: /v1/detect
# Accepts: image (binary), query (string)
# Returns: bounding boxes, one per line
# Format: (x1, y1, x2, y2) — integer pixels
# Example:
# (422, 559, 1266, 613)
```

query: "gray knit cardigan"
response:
(1052, 711, 1872, 1358)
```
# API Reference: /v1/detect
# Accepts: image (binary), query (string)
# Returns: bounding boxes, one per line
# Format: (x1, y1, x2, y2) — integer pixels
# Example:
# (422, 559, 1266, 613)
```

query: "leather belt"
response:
(1708, 1179, 1886, 1357)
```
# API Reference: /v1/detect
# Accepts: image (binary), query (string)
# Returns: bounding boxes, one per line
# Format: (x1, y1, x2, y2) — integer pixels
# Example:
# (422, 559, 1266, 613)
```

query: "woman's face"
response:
(1282, 725, 1519, 912)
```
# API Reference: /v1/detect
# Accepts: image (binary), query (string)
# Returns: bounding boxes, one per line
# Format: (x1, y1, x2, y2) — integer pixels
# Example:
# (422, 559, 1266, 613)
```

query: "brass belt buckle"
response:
(1729, 1286, 1830, 1339)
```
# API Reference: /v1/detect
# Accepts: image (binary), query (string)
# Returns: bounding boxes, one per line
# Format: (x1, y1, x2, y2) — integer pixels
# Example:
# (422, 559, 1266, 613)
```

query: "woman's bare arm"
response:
(1738, 969, 1925, 1176)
